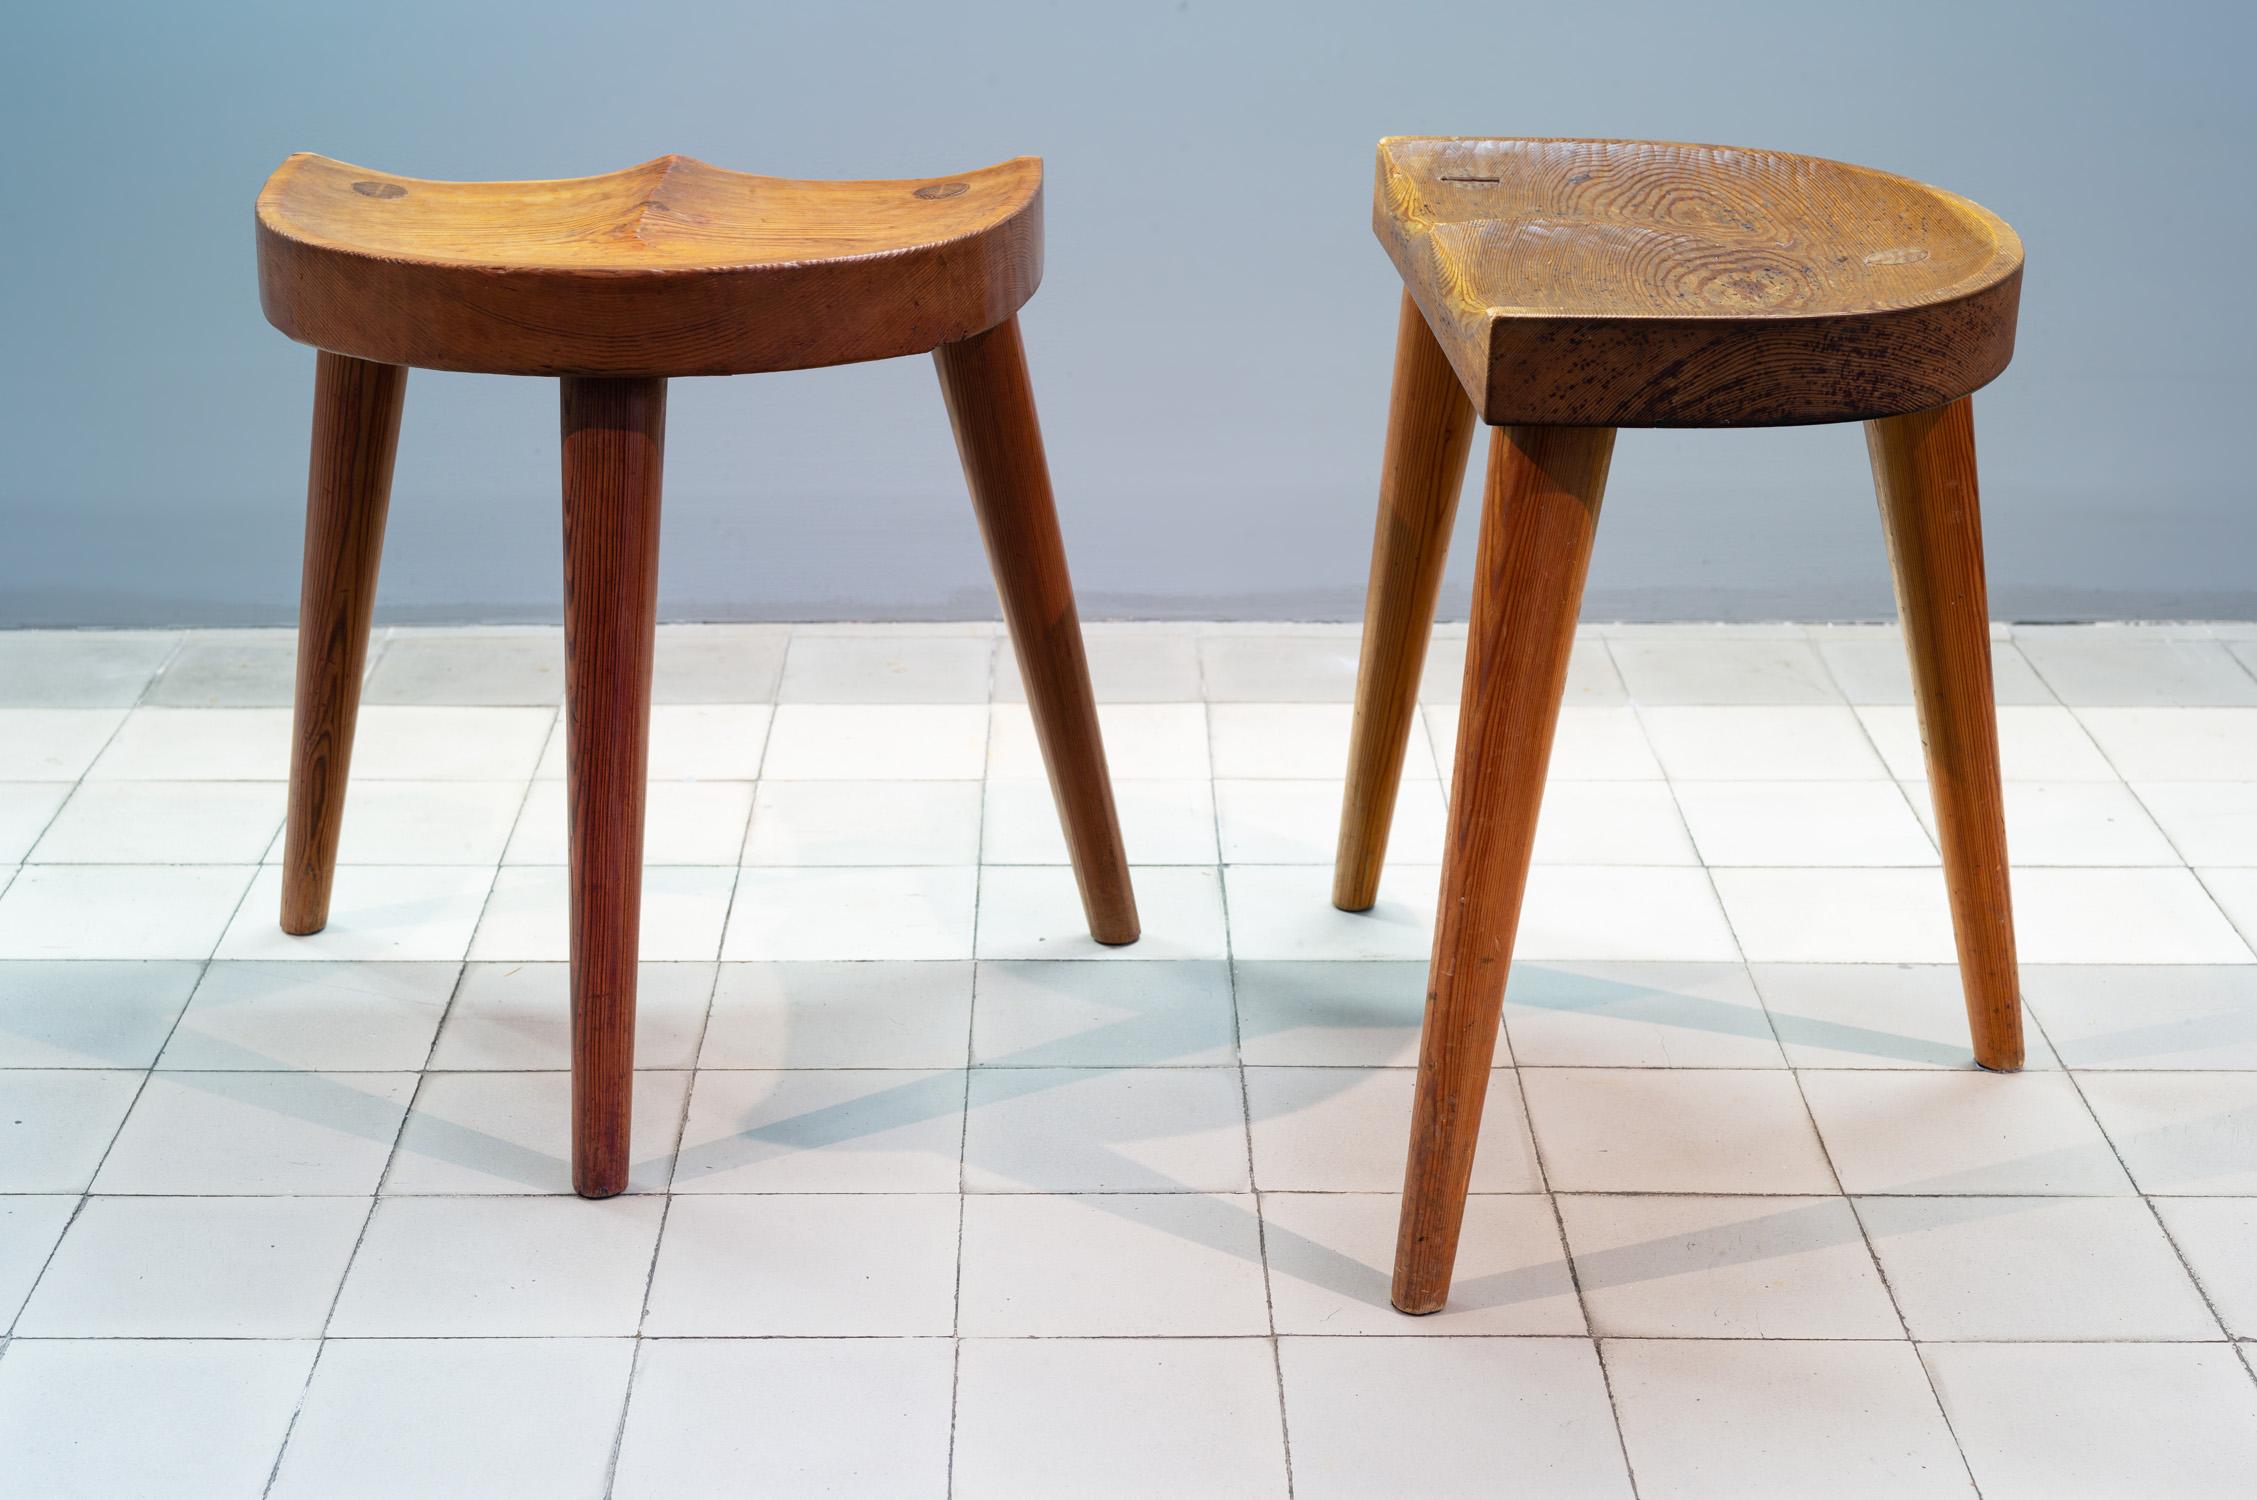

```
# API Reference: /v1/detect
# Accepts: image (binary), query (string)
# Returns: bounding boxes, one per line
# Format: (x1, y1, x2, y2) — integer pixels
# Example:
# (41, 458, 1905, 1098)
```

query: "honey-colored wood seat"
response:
(257, 153, 1043, 376)
(254, 153, 1137, 1200)
(1340, 139, 2028, 1315)
(1376, 137, 2022, 425)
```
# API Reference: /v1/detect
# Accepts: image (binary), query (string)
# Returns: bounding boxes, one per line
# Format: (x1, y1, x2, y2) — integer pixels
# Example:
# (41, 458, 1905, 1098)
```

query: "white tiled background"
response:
(3, 620, 2257, 1497)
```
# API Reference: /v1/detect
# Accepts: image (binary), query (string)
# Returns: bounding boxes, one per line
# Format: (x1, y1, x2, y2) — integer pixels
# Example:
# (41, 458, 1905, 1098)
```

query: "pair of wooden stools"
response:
(256, 137, 2024, 1314)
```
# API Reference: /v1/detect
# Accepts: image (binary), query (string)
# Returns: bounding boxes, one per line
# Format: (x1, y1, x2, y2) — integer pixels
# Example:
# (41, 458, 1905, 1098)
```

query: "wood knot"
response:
(914, 182, 969, 200)
(352, 181, 406, 199)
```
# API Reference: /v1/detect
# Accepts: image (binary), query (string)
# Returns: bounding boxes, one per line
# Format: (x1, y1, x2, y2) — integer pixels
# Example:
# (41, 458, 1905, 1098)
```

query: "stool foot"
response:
(936, 316, 1138, 945)
(1393, 424, 1614, 1315)
(560, 375, 667, 1198)
(281, 352, 406, 935)
(1867, 398, 2024, 1071)
(1336, 293, 1478, 912)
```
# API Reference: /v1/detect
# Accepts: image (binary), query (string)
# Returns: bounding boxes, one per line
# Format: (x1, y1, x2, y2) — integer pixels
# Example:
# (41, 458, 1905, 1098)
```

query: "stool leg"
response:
(560, 376, 667, 1198)
(935, 315, 1139, 945)
(1336, 292, 1478, 911)
(281, 352, 407, 934)
(1394, 424, 1614, 1314)
(1866, 398, 2023, 1070)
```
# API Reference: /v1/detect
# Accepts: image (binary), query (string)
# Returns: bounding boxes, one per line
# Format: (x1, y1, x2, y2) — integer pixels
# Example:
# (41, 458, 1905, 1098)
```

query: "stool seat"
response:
(257, 153, 1043, 376)
(1376, 137, 2023, 427)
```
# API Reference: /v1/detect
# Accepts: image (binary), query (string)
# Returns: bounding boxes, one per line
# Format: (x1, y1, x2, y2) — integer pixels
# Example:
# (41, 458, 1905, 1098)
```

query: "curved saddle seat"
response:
(256, 154, 1043, 376)
(1376, 137, 2023, 426)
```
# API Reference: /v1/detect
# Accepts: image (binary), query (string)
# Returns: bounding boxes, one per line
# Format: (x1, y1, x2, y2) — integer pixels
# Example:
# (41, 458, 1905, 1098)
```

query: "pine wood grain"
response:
(280, 351, 407, 934)
(936, 317, 1139, 944)
(1335, 291, 1478, 911)
(560, 376, 667, 1198)
(1375, 138, 2023, 426)
(1867, 397, 2023, 1070)
(1394, 424, 1614, 1315)
(258, 154, 1043, 377)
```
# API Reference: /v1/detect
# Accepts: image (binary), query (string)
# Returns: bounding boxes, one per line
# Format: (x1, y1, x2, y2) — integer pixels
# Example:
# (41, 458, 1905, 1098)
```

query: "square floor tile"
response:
(271, 1337, 632, 1500)
(985, 776, 1219, 864)
(0, 864, 255, 959)
(976, 864, 1226, 959)
(641, 1193, 958, 1335)
(1196, 629, 1362, 701)
(1518, 867, 1743, 961)
(1222, 862, 1435, 960)
(94, 1070, 415, 1194)
(973, 959, 1234, 1065)
(1754, 963, 2059, 1070)
(0, 959, 200, 1067)
(1561, 1194, 1900, 1339)
(1675, 781, 1935, 866)
(1909, 780, 2179, 866)
(994, 624, 1203, 703)
(952, 1338, 1289, 1498)
(1523, 1069, 1837, 1193)
(1612, 638, 1843, 705)
(31, 779, 285, 863)
(529, 704, 770, 781)
(84, 708, 291, 779)
(1280, 1336, 1631, 1499)
(384, 1071, 690, 1194)
(0, 1068, 144, 1190)
(2134, 781, 2257, 864)
(1502, 961, 1784, 1068)
(1424, 636, 1626, 708)
(0, 710, 126, 779)
(0, 782, 69, 864)
(1799, 1071, 2129, 1194)
(725, 866, 975, 960)
(650, 623, 789, 703)
(1233, 960, 1427, 1065)
(1246, 1066, 1540, 1191)
(0, 1195, 77, 1324)
(698, 960, 969, 1068)
(1640, 706, 1887, 780)
(2206, 866, 2257, 949)
(218, 865, 492, 961)
(429, 961, 712, 1070)
(1435, 705, 1661, 780)
(958, 1191, 1270, 1334)
(1860, 704, 2116, 781)
(1261, 1192, 1584, 1334)
(1817, 634, 2053, 706)
(363, 706, 565, 780)
(17, 1195, 366, 1336)
(778, 631, 994, 702)
(503, 779, 751, 866)
(1606, 1338, 1969, 1499)
(469, 865, 735, 961)
(2014, 867, 2252, 963)
(2016, 631, 2257, 707)
(328, 1195, 664, 1336)
(963, 1067, 1248, 1192)
(1211, 703, 1431, 780)
(2026, 965, 2257, 1068)
(2077, 707, 2257, 781)
(2076, 1070, 2257, 1194)
(1925, 1342, 2257, 1500)
(0, 1338, 317, 1500)
(2150, 1198, 2257, 1337)
(161, 960, 455, 1071)
(364, 629, 565, 705)
(1532, 781, 1701, 865)
(145, 631, 300, 707)
(1858, 1194, 2216, 1339)
(1213, 778, 1435, 865)
(742, 778, 978, 866)
(0, 630, 177, 707)
(671, 1068, 962, 1192)
(1713, 867, 1956, 963)
(613, 1338, 954, 1499)
(990, 702, 1211, 780)
(762, 704, 987, 779)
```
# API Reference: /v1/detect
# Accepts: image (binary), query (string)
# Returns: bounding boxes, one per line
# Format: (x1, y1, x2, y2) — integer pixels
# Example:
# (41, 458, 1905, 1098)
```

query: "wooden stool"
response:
(256, 152, 1140, 1197)
(1334, 138, 2026, 1313)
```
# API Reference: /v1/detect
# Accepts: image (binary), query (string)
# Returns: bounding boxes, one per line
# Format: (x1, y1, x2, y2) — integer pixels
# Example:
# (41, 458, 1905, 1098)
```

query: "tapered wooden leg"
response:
(560, 376, 666, 1198)
(935, 315, 1138, 944)
(1867, 398, 2023, 1071)
(1394, 424, 1614, 1314)
(281, 352, 407, 934)
(1336, 293, 1478, 911)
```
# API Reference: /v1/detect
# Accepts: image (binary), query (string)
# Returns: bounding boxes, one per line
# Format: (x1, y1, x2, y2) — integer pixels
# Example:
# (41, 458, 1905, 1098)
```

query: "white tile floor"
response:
(1, 621, 2256, 1497)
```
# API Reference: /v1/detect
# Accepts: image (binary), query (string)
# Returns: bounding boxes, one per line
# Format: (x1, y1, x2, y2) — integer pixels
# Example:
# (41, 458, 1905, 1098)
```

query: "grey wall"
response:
(4, 1, 2251, 626)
